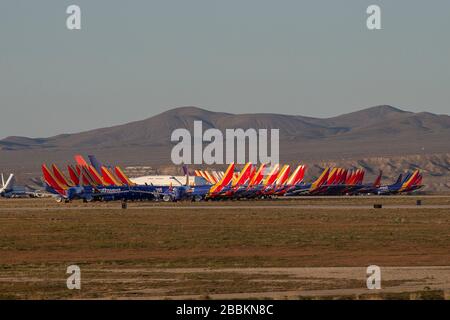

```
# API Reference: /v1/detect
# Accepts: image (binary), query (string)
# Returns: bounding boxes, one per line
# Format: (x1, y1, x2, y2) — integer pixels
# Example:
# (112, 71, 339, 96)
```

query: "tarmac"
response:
(1, 204, 449, 211)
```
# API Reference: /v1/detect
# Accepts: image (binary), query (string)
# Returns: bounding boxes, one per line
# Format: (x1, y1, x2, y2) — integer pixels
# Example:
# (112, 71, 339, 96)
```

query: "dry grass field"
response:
(0, 197, 449, 299)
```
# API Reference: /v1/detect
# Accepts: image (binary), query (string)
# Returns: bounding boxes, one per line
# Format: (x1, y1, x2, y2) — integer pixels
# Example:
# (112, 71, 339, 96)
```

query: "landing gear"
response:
(55, 197, 70, 203)
(82, 197, 93, 203)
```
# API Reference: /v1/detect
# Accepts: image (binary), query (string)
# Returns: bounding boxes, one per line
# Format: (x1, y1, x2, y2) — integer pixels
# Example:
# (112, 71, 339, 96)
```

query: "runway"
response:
(288, 195, 450, 199)
(1, 204, 450, 211)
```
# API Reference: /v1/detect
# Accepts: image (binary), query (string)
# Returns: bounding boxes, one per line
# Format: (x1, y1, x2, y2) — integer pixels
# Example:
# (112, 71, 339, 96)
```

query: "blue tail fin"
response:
(402, 172, 412, 184)
(182, 164, 195, 176)
(88, 155, 103, 174)
(394, 174, 403, 186)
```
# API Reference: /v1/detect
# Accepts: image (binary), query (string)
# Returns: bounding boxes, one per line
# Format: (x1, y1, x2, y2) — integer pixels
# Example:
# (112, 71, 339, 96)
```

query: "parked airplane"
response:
(42, 155, 208, 202)
(372, 170, 423, 195)
(284, 168, 331, 196)
(0, 173, 43, 198)
(41, 154, 424, 202)
(310, 168, 366, 195)
(42, 163, 160, 202)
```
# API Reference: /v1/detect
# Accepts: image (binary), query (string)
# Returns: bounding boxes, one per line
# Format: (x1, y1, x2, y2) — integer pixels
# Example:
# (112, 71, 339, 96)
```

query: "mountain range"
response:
(1, 105, 450, 191)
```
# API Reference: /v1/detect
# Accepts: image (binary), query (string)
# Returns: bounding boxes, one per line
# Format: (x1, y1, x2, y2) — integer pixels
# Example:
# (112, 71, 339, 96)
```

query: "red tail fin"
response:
(87, 165, 108, 186)
(77, 165, 97, 185)
(232, 163, 253, 187)
(249, 164, 266, 186)
(373, 171, 382, 187)
(42, 164, 67, 196)
(115, 166, 135, 185)
(101, 166, 123, 186)
(327, 168, 338, 185)
(263, 164, 280, 186)
(296, 165, 307, 185)
(52, 164, 72, 187)
(311, 168, 330, 191)
(74, 155, 89, 166)
(210, 163, 235, 194)
(275, 165, 291, 185)
(67, 165, 80, 185)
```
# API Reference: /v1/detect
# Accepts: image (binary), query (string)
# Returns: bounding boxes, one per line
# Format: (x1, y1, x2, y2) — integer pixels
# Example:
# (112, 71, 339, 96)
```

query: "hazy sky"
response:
(1, 0, 449, 138)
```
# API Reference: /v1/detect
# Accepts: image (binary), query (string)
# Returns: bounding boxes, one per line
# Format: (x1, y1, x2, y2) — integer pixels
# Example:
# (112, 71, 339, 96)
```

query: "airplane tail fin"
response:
(210, 162, 235, 194)
(400, 170, 420, 192)
(345, 170, 354, 184)
(182, 165, 196, 177)
(356, 169, 366, 184)
(327, 168, 338, 185)
(77, 165, 96, 186)
(205, 171, 218, 184)
(52, 164, 73, 187)
(115, 166, 135, 186)
(88, 155, 103, 174)
(402, 172, 412, 184)
(197, 171, 211, 184)
(409, 171, 422, 187)
(337, 168, 346, 184)
(286, 165, 302, 186)
(211, 171, 221, 183)
(340, 169, 349, 184)
(414, 173, 423, 186)
(348, 170, 358, 185)
(275, 165, 290, 185)
(0, 173, 14, 194)
(311, 168, 330, 191)
(263, 164, 280, 186)
(74, 155, 89, 167)
(67, 165, 80, 185)
(295, 165, 307, 184)
(101, 166, 123, 186)
(249, 163, 266, 186)
(232, 162, 253, 187)
(42, 164, 67, 196)
(373, 170, 382, 188)
(393, 174, 403, 186)
(88, 165, 109, 186)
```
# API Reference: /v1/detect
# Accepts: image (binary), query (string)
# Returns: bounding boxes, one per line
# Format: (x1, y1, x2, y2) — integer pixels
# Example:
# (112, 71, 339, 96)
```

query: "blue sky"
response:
(1, 0, 449, 138)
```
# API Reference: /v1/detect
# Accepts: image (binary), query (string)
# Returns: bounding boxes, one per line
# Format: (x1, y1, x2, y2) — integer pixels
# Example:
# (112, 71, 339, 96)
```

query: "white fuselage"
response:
(130, 175, 209, 186)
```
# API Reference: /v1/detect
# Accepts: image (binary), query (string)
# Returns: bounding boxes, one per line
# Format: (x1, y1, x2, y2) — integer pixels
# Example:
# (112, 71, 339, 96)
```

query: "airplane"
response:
(229, 163, 268, 199)
(285, 167, 331, 196)
(42, 156, 207, 203)
(41, 153, 424, 202)
(398, 170, 424, 193)
(0, 173, 41, 198)
(42, 163, 161, 202)
(311, 168, 366, 195)
(372, 170, 424, 195)
(204, 162, 236, 199)
(207, 163, 278, 200)
(270, 164, 307, 196)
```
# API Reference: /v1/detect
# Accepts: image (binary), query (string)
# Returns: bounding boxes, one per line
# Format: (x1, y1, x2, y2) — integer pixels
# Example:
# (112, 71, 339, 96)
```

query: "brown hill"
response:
(1, 105, 450, 191)
(2, 105, 450, 150)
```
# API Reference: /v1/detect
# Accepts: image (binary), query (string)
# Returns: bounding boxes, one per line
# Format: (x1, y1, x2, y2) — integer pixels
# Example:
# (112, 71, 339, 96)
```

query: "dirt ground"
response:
(0, 197, 449, 299)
